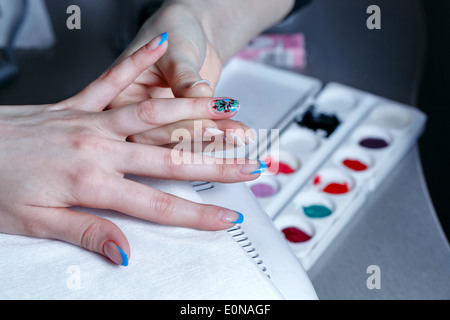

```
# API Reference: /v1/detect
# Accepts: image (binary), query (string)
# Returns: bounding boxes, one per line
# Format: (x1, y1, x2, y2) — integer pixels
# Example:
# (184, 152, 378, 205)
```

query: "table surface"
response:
(0, 0, 449, 299)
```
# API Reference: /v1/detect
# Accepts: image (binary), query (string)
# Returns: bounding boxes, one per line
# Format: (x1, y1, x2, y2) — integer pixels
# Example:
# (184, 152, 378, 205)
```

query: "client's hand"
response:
(0, 34, 263, 266)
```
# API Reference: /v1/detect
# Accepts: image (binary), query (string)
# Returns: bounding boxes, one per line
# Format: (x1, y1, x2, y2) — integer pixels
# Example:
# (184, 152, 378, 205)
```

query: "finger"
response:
(184, 79, 215, 98)
(217, 119, 256, 146)
(97, 97, 240, 138)
(160, 53, 214, 98)
(68, 32, 168, 112)
(158, 39, 222, 98)
(96, 176, 244, 231)
(22, 207, 130, 266)
(108, 71, 173, 109)
(179, 44, 223, 98)
(129, 118, 220, 146)
(112, 142, 265, 182)
(130, 119, 255, 146)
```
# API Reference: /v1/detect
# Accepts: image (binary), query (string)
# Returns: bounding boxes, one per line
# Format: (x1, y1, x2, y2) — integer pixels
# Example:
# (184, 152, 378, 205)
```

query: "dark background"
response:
(417, 0, 450, 239)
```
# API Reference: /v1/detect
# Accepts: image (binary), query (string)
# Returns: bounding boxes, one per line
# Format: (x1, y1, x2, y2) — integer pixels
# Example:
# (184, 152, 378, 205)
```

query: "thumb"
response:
(186, 79, 215, 98)
(161, 56, 214, 98)
(33, 207, 130, 266)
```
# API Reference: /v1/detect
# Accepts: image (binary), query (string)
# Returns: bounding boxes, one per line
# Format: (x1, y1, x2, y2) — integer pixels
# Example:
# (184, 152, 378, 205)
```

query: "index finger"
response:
(92, 175, 244, 231)
(97, 97, 240, 138)
(68, 32, 168, 112)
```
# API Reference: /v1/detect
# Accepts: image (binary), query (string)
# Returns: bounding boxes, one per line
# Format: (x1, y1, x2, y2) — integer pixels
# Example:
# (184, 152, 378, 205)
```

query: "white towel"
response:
(0, 176, 282, 300)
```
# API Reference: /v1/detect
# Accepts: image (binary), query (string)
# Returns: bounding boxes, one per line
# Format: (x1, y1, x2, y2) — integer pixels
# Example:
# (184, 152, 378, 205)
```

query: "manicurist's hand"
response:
(0, 33, 263, 266)
(110, 0, 295, 107)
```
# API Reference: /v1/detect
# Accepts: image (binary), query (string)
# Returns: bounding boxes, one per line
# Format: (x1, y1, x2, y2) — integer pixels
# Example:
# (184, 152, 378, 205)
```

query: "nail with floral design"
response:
(211, 98, 240, 114)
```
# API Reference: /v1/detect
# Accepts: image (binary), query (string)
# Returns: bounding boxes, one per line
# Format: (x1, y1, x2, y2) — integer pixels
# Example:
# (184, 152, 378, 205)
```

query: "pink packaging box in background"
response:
(235, 33, 306, 70)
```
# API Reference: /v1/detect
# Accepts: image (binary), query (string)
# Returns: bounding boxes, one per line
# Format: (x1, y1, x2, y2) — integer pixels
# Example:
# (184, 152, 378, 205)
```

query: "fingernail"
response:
(251, 160, 267, 174)
(219, 210, 244, 224)
(212, 98, 240, 114)
(252, 160, 267, 174)
(158, 32, 168, 46)
(232, 212, 244, 224)
(104, 241, 129, 266)
(190, 79, 213, 89)
(146, 32, 168, 51)
(205, 127, 225, 137)
(237, 160, 267, 174)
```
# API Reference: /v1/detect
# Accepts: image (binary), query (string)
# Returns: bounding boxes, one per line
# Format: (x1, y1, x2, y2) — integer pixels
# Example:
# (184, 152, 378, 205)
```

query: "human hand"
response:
(110, 0, 295, 107)
(0, 33, 264, 266)
(110, 4, 220, 108)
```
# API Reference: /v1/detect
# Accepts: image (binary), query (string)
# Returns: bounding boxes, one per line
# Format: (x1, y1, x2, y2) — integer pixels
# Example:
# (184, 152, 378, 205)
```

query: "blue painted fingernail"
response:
(158, 32, 168, 46)
(117, 246, 129, 266)
(250, 160, 267, 174)
(231, 211, 244, 224)
(104, 241, 129, 266)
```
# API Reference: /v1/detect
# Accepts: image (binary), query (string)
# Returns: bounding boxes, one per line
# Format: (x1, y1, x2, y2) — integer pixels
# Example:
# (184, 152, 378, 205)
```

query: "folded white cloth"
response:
(0, 177, 282, 300)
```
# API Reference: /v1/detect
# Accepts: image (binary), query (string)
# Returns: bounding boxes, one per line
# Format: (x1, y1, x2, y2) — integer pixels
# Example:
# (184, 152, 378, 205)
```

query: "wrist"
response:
(163, 0, 295, 62)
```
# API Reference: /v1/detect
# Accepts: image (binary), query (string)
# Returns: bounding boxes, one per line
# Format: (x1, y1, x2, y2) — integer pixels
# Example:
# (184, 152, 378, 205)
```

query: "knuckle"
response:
(100, 66, 127, 88)
(70, 132, 103, 153)
(80, 220, 103, 252)
(68, 166, 101, 201)
(19, 214, 47, 238)
(216, 161, 229, 178)
(136, 100, 161, 125)
(70, 166, 95, 186)
(195, 205, 214, 229)
(70, 133, 91, 150)
(173, 68, 196, 84)
(161, 149, 179, 174)
(152, 193, 175, 222)
(127, 51, 141, 71)
(69, 132, 112, 162)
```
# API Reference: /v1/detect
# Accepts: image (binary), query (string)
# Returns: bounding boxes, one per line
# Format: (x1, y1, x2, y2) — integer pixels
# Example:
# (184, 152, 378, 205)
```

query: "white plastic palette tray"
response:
(213, 59, 427, 271)
(248, 83, 376, 217)
(267, 85, 426, 270)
